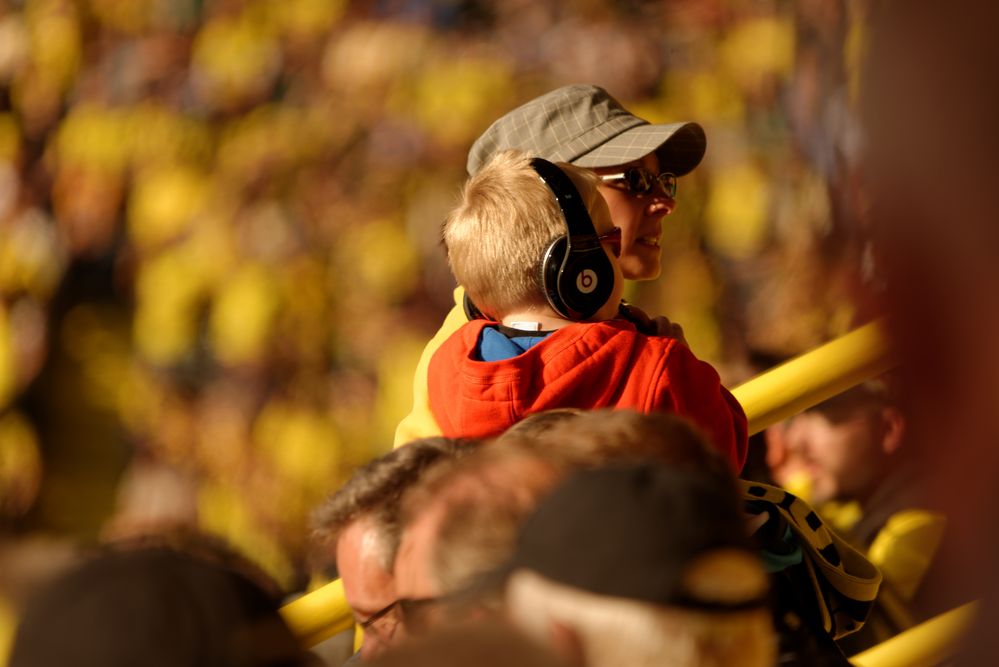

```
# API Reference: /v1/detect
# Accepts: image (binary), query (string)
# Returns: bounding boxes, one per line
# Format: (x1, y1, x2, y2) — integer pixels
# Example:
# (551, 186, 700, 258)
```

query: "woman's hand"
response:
(617, 301, 688, 346)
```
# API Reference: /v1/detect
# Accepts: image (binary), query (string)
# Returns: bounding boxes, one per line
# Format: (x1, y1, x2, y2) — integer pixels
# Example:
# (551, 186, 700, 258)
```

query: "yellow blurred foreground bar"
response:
(732, 318, 896, 435)
(281, 319, 896, 645)
(851, 602, 979, 667)
(279, 578, 354, 647)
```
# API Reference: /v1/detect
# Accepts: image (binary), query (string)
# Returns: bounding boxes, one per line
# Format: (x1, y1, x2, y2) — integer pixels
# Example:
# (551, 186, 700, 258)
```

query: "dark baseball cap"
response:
(508, 463, 768, 611)
(466, 84, 706, 176)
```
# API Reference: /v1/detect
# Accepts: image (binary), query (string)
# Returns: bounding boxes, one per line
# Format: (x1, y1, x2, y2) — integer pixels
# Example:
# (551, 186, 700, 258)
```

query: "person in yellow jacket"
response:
(765, 380, 947, 652)
(395, 84, 706, 446)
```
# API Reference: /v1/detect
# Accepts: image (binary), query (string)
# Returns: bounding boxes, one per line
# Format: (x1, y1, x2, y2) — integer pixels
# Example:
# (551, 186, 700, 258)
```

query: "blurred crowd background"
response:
(0, 0, 873, 636)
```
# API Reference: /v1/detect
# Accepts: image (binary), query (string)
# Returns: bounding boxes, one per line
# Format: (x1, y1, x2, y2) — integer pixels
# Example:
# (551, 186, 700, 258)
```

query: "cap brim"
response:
(572, 122, 706, 176)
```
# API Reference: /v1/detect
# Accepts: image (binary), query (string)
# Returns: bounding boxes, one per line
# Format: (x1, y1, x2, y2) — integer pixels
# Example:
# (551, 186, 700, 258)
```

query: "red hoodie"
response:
(427, 319, 748, 472)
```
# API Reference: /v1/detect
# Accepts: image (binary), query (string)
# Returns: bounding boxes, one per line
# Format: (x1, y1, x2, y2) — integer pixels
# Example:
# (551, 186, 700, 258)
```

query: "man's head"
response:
(766, 382, 905, 505)
(467, 84, 706, 281)
(10, 546, 311, 667)
(444, 150, 622, 323)
(333, 515, 397, 655)
(393, 443, 565, 633)
(310, 437, 473, 658)
(505, 463, 774, 667)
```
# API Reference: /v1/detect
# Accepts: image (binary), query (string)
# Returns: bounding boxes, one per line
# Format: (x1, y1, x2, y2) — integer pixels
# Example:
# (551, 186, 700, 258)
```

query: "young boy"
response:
(428, 150, 748, 471)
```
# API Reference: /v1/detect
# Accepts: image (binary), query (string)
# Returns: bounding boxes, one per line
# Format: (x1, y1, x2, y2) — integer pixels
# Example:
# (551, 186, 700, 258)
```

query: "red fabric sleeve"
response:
(651, 342, 748, 473)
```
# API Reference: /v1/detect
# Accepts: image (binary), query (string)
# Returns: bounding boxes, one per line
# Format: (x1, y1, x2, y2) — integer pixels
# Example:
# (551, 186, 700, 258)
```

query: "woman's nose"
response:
(646, 192, 675, 216)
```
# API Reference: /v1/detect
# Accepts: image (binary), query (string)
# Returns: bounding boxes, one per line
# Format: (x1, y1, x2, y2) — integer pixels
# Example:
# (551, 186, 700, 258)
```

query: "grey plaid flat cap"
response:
(467, 84, 706, 176)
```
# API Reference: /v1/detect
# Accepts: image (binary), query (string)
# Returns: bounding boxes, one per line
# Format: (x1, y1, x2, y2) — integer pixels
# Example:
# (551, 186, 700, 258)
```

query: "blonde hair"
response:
(507, 570, 776, 667)
(443, 150, 599, 319)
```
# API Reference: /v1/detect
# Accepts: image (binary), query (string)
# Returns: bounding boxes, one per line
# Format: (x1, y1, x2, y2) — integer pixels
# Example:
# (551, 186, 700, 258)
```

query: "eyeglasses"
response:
(385, 570, 510, 634)
(596, 226, 622, 247)
(358, 600, 401, 639)
(600, 167, 677, 198)
(357, 594, 453, 638)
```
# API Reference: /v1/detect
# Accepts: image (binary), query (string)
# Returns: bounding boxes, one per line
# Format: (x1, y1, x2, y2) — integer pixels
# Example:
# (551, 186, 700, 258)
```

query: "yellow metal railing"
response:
(279, 578, 354, 648)
(732, 319, 896, 436)
(850, 602, 978, 667)
(280, 318, 973, 666)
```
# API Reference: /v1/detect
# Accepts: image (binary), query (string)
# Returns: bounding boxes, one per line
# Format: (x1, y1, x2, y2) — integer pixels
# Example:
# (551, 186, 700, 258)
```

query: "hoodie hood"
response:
(426, 319, 748, 472)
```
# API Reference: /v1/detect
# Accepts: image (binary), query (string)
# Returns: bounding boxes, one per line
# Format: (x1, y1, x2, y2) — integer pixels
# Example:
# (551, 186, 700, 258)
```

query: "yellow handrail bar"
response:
(281, 319, 900, 648)
(733, 319, 896, 435)
(279, 578, 355, 648)
(850, 601, 978, 667)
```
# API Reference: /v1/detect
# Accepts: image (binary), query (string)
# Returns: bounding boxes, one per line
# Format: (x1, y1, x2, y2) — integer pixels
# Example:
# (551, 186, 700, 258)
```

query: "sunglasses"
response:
(600, 167, 678, 198)
(596, 226, 622, 249)
(597, 227, 621, 257)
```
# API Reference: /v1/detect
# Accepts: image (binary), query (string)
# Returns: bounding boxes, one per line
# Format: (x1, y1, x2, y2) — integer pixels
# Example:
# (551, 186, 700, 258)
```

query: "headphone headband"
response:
(529, 158, 600, 248)
(530, 157, 615, 321)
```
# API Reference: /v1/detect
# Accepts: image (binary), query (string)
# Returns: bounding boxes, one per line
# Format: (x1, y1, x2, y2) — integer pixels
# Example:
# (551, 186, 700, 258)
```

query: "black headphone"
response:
(531, 157, 616, 321)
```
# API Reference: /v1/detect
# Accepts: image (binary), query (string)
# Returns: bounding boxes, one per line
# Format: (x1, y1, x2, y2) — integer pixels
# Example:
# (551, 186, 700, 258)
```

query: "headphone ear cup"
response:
(557, 248, 615, 320)
(540, 235, 570, 318)
(529, 157, 616, 322)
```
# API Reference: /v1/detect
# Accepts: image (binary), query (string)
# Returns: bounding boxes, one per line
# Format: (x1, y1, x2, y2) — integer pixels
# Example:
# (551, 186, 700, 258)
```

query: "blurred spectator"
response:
(765, 381, 945, 651)
(508, 409, 877, 665)
(392, 441, 564, 633)
(766, 382, 905, 514)
(505, 463, 776, 667)
(387, 410, 751, 643)
(8, 542, 314, 667)
(309, 437, 473, 661)
(397, 409, 862, 664)
(0, 533, 78, 664)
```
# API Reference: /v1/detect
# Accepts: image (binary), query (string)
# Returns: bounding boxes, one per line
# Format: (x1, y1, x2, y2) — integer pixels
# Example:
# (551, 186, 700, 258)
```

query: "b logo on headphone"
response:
(532, 158, 615, 321)
(576, 269, 598, 294)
